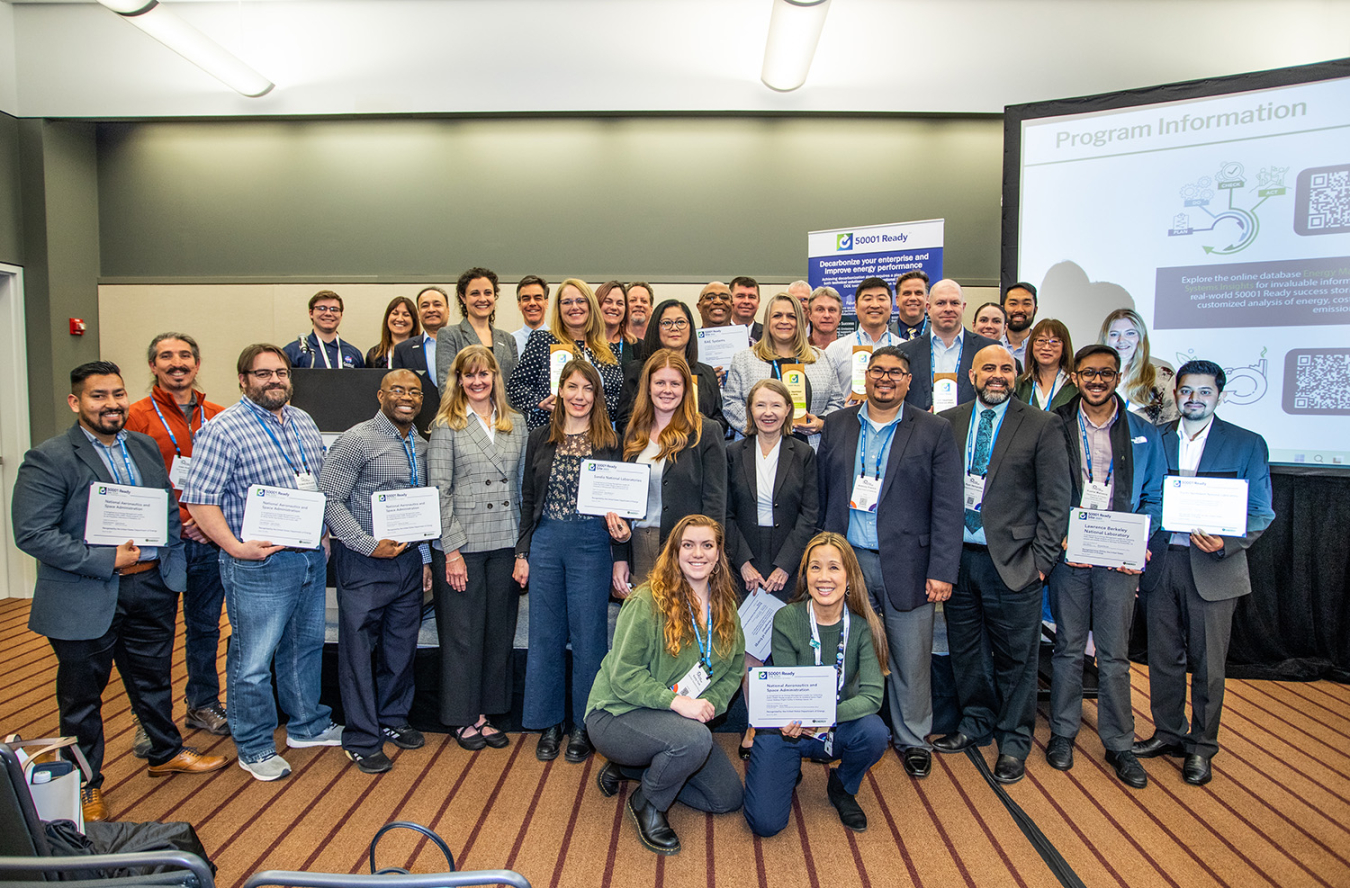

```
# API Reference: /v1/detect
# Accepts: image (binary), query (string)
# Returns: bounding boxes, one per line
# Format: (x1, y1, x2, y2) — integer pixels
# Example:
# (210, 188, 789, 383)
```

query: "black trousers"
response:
(48, 569, 184, 787)
(432, 547, 519, 726)
(332, 542, 424, 754)
(946, 544, 1043, 760)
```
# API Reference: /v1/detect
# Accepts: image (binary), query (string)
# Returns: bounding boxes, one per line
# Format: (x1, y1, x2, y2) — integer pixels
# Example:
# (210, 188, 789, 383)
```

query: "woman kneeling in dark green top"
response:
(743, 532, 891, 836)
(586, 514, 746, 856)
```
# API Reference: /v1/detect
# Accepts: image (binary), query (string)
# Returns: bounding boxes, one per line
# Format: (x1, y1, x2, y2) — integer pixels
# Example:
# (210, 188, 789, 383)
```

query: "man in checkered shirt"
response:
(317, 369, 433, 774)
(181, 343, 343, 783)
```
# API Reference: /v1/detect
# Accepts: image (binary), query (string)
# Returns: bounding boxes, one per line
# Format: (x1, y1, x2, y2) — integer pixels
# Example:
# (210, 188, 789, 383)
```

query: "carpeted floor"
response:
(2, 597, 1347, 888)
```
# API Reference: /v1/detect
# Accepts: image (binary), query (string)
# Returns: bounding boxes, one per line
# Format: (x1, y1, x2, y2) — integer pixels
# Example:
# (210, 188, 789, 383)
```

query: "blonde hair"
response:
(752, 293, 817, 364)
(623, 350, 703, 462)
(1097, 307, 1157, 405)
(743, 378, 795, 437)
(549, 279, 617, 366)
(647, 515, 740, 658)
(791, 533, 890, 675)
(432, 344, 514, 433)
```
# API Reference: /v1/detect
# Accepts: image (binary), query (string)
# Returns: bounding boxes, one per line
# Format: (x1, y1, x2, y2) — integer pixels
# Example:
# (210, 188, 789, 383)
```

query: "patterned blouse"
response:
(542, 432, 593, 521)
(506, 329, 625, 430)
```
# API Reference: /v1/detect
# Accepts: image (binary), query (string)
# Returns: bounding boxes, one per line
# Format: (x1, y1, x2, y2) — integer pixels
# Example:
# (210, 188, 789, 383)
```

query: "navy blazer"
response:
(897, 328, 1001, 411)
(13, 424, 186, 641)
(724, 435, 818, 581)
(391, 336, 431, 377)
(817, 404, 964, 612)
(1140, 416, 1275, 602)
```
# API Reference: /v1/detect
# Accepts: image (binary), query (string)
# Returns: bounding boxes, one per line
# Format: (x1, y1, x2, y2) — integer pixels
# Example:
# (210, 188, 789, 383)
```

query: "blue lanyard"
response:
(1077, 410, 1114, 486)
(251, 405, 312, 476)
(931, 334, 963, 381)
(809, 603, 850, 701)
(401, 435, 420, 486)
(1036, 372, 1063, 410)
(965, 405, 1006, 477)
(769, 359, 785, 381)
(99, 438, 138, 486)
(859, 415, 900, 480)
(688, 600, 713, 678)
(150, 398, 201, 457)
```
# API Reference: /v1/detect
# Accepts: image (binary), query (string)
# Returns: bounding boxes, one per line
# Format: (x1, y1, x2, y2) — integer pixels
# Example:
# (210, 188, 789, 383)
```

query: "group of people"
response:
(14, 267, 1274, 858)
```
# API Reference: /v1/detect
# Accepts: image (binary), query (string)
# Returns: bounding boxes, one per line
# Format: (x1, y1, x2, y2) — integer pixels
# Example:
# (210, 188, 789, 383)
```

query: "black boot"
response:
(827, 769, 867, 832)
(626, 787, 680, 855)
(535, 724, 563, 761)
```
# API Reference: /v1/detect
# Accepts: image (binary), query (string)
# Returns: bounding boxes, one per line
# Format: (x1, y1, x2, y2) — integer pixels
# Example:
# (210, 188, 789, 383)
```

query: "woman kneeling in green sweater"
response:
(743, 531, 891, 836)
(586, 513, 746, 856)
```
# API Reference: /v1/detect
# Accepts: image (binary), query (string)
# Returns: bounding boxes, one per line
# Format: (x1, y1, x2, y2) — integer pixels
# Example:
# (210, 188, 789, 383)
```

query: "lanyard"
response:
(965, 405, 1007, 477)
(314, 335, 344, 369)
(856, 329, 894, 348)
(1078, 409, 1114, 486)
(1036, 372, 1064, 410)
(770, 358, 785, 381)
(688, 599, 713, 678)
(99, 437, 138, 486)
(931, 334, 963, 380)
(250, 405, 312, 476)
(401, 434, 420, 486)
(150, 397, 201, 457)
(858, 414, 900, 480)
(808, 602, 850, 701)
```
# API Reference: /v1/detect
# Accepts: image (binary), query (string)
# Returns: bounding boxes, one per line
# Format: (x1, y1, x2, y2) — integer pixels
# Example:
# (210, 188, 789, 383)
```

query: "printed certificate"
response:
(84, 483, 169, 547)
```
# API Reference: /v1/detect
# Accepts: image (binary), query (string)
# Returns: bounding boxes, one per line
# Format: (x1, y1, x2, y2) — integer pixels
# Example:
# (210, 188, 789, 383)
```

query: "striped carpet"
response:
(2, 597, 1347, 888)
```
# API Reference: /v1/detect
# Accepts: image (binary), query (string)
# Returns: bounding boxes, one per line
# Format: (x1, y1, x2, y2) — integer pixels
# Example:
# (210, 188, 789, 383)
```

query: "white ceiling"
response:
(3, 0, 1348, 119)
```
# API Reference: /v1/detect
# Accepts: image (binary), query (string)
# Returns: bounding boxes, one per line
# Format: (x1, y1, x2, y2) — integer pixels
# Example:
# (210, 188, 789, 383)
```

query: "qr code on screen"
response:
(1282, 348, 1350, 415)
(1294, 164, 1350, 236)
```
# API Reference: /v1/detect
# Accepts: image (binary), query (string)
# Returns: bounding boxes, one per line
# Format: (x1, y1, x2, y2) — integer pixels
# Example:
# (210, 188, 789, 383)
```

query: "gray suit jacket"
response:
(939, 398, 1071, 591)
(427, 410, 527, 554)
(13, 424, 186, 641)
(435, 320, 519, 396)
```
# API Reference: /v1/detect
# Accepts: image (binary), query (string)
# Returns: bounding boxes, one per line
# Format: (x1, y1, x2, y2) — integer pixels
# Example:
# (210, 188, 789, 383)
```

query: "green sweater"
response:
(770, 600, 884, 725)
(586, 586, 746, 719)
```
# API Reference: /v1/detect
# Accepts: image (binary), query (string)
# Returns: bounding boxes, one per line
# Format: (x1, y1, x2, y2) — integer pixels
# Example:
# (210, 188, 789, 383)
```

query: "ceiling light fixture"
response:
(96, 0, 274, 97)
(760, 0, 831, 92)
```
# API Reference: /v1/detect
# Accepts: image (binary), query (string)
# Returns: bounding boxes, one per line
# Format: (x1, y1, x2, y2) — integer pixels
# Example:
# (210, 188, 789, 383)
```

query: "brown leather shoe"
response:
(147, 746, 229, 777)
(81, 786, 108, 823)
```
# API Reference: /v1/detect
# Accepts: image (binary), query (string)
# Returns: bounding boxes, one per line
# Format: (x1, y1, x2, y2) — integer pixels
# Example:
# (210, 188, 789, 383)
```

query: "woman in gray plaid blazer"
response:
(427, 345, 527, 750)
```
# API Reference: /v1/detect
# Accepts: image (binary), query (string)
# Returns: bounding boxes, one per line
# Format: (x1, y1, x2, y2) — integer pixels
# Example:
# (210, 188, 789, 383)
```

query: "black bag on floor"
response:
(42, 819, 216, 880)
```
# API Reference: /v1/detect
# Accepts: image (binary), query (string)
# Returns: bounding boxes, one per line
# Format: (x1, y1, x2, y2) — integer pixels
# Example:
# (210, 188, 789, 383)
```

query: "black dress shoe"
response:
(901, 747, 931, 778)
(1045, 735, 1074, 771)
(596, 761, 629, 797)
(565, 727, 593, 763)
(933, 732, 978, 753)
(536, 724, 563, 761)
(1105, 750, 1148, 789)
(627, 787, 680, 855)
(1131, 735, 1186, 759)
(1182, 754, 1212, 786)
(992, 754, 1025, 785)
(827, 769, 868, 832)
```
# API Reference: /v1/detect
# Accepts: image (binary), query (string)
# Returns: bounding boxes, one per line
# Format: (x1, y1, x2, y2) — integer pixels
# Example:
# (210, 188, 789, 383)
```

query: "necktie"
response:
(964, 409, 996, 532)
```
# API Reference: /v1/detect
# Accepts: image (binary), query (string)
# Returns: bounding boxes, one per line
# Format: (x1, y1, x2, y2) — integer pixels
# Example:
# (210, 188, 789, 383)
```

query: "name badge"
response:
(168, 455, 191, 490)
(672, 663, 711, 699)
(821, 729, 835, 758)
(295, 472, 320, 493)
(849, 474, 882, 513)
(1081, 482, 1111, 511)
(933, 374, 959, 413)
(964, 472, 985, 511)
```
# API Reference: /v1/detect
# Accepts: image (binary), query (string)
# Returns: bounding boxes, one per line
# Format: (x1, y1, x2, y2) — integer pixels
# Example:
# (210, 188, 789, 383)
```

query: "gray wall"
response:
(96, 116, 1004, 285)
(0, 112, 21, 265)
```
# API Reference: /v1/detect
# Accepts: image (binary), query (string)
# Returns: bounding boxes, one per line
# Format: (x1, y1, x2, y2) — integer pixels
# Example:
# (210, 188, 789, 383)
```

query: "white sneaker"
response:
(239, 754, 291, 782)
(286, 723, 344, 748)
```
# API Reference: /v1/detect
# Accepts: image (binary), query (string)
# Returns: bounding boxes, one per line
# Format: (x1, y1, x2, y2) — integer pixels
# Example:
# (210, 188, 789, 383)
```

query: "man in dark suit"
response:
(1132, 360, 1275, 786)
(392, 285, 450, 387)
(818, 346, 964, 779)
(13, 362, 228, 823)
(896, 279, 1000, 412)
(933, 344, 1071, 785)
(730, 276, 765, 344)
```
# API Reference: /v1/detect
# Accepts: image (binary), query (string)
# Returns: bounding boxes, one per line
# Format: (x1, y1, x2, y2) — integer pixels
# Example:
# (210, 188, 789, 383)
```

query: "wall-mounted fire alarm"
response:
(69, 318, 86, 336)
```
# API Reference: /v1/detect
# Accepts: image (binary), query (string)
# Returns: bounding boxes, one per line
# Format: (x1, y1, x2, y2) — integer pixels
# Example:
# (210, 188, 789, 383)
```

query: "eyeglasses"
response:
(386, 386, 423, 398)
(659, 319, 689, 331)
(1076, 368, 1119, 381)
(559, 299, 588, 308)
(312, 306, 342, 314)
(1033, 338, 1062, 347)
(867, 367, 911, 381)
(247, 369, 291, 380)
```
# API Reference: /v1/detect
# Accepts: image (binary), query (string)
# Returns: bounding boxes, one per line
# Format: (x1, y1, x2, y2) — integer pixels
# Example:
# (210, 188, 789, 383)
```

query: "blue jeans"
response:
(183, 539, 227, 710)
(743, 714, 889, 838)
(220, 548, 332, 763)
(523, 518, 613, 730)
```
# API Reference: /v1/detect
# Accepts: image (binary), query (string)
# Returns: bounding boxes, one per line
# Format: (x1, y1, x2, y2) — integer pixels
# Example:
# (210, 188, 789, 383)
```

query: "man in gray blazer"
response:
(933, 345, 1071, 785)
(13, 362, 228, 823)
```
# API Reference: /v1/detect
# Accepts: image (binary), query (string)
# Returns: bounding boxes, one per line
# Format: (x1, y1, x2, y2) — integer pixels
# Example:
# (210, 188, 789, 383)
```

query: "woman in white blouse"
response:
(1014, 319, 1078, 411)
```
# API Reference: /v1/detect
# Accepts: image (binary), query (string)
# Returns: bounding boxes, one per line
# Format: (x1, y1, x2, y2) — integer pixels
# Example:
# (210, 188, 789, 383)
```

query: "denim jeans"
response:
(183, 539, 227, 710)
(219, 548, 332, 763)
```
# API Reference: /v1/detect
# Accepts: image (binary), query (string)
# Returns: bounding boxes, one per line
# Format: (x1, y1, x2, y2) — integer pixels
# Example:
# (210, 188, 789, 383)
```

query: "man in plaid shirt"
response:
(318, 369, 432, 774)
(181, 344, 343, 782)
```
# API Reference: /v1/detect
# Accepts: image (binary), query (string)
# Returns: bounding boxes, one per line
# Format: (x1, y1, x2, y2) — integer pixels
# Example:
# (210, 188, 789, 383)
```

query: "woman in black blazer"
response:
(613, 349, 726, 590)
(615, 299, 726, 435)
(723, 377, 819, 757)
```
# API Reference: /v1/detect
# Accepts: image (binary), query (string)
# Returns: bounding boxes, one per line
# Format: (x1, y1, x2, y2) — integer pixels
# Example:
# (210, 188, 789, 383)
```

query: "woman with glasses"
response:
(1014, 319, 1077, 411)
(615, 298, 725, 434)
(437, 267, 519, 392)
(1098, 308, 1179, 425)
(427, 345, 526, 751)
(366, 296, 421, 369)
(724, 293, 843, 450)
(508, 279, 624, 430)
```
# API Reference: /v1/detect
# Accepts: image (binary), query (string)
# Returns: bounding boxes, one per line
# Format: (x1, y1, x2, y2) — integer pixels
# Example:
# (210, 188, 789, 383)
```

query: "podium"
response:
(289, 368, 441, 439)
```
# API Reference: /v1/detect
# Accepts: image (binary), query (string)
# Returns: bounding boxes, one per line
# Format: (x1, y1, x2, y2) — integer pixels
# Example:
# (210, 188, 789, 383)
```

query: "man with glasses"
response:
(317, 370, 432, 774)
(697, 281, 737, 386)
(182, 344, 344, 782)
(817, 346, 964, 780)
(284, 290, 365, 370)
(1045, 344, 1165, 789)
(824, 277, 904, 405)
